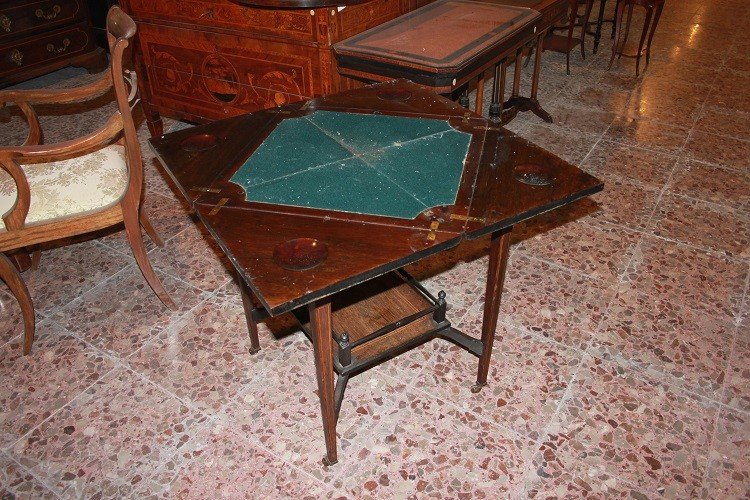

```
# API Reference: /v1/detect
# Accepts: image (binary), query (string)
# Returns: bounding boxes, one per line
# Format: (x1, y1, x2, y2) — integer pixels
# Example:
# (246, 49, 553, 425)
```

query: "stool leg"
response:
(608, 0, 626, 70)
(645, 2, 664, 68)
(635, 6, 654, 76)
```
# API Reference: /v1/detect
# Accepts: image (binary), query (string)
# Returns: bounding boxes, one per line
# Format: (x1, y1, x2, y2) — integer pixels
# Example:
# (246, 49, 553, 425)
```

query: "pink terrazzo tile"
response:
(591, 287, 734, 400)
(581, 176, 662, 231)
(604, 116, 690, 154)
(22, 240, 132, 315)
(218, 335, 392, 485)
(0, 284, 32, 347)
(148, 224, 233, 293)
(534, 356, 719, 498)
(10, 367, 207, 498)
(524, 456, 651, 499)
(702, 408, 750, 499)
(668, 159, 750, 211)
(414, 315, 581, 440)
(579, 141, 679, 188)
(495, 255, 615, 349)
(51, 265, 208, 357)
(127, 296, 284, 413)
(623, 236, 748, 320)
(0, 322, 115, 448)
(98, 191, 194, 255)
(650, 194, 750, 258)
(723, 319, 750, 413)
(336, 388, 536, 499)
(514, 218, 641, 283)
(0, 452, 56, 500)
(519, 124, 600, 165)
(542, 103, 617, 135)
(684, 130, 750, 170)
(558, 81, 634, 114)
(128, 422, 329, 499)
(694, 106, 750, 140)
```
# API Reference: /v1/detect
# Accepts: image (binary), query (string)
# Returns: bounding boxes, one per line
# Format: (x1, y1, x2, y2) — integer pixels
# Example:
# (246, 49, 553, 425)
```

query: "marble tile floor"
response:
(1, 0, 749, 497)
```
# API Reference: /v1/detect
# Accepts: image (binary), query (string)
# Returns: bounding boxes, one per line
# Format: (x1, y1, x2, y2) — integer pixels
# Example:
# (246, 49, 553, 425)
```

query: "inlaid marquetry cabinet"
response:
(0, 0, 107, 88)
(119, 0, 418, 136)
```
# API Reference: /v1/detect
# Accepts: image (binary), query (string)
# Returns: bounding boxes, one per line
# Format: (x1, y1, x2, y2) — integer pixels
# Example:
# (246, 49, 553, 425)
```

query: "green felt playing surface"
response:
(229, 111, 472, 219)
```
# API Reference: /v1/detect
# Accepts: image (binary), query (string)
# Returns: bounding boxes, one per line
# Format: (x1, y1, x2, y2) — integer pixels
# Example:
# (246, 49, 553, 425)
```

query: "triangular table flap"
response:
(193, 204, 463, 315)
(305, 80, 475, 119)
(149, 109, 286, 204)
(463, 129, 604, 237)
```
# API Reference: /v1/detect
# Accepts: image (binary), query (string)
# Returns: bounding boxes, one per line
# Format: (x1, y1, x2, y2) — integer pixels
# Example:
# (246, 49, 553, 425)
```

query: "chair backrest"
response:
(106, 6, 145, 212)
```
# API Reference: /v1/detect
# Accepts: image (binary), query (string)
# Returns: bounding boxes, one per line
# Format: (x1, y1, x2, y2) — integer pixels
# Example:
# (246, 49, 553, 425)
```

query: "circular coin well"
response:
(273, 238, 329, 271)
(376, 90, 412, 102)
(181, 133, 218, 152)
(513, 163, 556, 186)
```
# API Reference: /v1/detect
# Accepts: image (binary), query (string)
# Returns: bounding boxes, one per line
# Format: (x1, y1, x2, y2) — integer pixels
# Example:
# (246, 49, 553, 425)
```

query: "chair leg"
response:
(139, 209, 164, 247)
(122, 203, 176, 310)
(567, 52, 571, 75)
(0, 252, 35, 355)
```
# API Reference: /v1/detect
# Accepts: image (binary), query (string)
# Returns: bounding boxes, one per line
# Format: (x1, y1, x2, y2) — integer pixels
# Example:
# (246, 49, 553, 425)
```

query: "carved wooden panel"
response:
(125, 0, 318, 42)
(138, 24, 317, 118)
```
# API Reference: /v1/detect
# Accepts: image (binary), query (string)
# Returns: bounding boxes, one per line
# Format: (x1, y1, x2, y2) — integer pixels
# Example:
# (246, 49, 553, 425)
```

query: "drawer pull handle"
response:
(0, 14, 11, 32)
(10, 49, 23, 66)
(46, 38, 71, 53)
(35, 5, 62, 20)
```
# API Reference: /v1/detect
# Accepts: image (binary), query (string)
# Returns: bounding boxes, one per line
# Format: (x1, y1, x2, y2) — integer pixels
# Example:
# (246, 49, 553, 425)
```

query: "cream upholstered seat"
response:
(0, 145, 129, 231)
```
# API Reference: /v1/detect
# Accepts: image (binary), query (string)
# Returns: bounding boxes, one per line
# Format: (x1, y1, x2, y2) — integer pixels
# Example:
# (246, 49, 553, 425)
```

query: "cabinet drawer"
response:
(125, 0, 318, 43)
(0, 22, 94, 76)
(138, 23, 320, 111)
(0, 0, 85, 42)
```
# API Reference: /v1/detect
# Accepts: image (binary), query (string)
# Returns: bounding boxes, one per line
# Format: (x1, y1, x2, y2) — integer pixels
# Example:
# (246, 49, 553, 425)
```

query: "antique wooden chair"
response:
(545, 0, 596, 74)
(608, 0, 665, 76)
(0, 6, 176, 355)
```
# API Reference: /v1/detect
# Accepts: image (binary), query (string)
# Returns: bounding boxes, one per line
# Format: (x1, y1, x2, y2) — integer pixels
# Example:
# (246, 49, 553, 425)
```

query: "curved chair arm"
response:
(0, 72, 114, 147)
(0, 112, 124, 165)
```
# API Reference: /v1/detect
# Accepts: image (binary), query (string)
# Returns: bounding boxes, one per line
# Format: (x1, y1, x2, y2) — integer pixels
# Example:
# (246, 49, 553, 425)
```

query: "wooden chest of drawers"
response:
(119, 0, 418, 136)
(0, 0, 107, 88)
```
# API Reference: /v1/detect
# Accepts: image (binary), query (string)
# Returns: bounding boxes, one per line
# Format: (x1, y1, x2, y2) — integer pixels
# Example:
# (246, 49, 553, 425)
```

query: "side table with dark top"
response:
(150, 79, 603, 465)
(333, 0, 543, 119)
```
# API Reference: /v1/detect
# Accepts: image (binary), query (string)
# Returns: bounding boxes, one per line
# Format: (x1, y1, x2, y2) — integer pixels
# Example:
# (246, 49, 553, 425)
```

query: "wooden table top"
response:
(150, 80, 602, 316)
(333, 0, 541, 90)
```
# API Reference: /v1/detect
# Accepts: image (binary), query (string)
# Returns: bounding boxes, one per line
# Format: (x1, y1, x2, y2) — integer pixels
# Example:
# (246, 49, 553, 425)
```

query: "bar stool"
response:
(607, 0, 665, 75)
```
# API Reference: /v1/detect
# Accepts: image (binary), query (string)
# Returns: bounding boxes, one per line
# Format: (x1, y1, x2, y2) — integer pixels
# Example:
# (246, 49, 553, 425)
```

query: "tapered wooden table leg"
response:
(237, 271, 261, 354)
(472, 227, 512, 393)
(310, 299, 338, 465)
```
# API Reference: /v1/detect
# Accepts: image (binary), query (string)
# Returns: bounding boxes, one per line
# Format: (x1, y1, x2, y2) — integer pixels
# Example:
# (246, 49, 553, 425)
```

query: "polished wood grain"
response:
(309, 299, 338, 465)
(0, 6, 175, 355)
(119, 0, 413, 137)
(151, 80, 603, 463)
(333, 0, 541, 93)
(472, 227, 511, 392)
